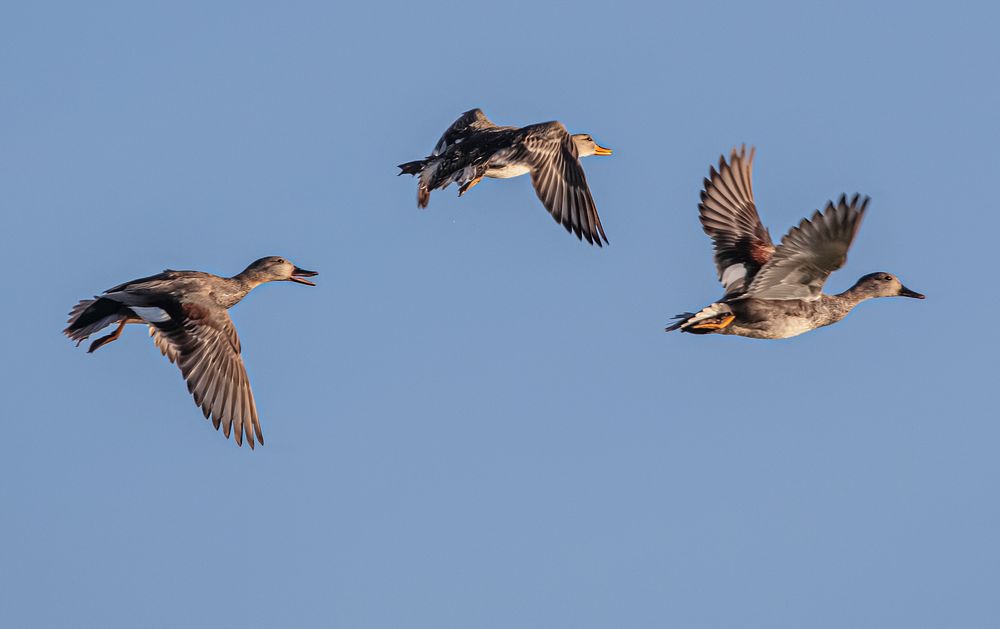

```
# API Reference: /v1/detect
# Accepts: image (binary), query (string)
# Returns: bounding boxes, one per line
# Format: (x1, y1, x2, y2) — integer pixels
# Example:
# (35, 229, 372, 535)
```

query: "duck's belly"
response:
(728, 317, 817, 340)
(485, 164, 531, 179)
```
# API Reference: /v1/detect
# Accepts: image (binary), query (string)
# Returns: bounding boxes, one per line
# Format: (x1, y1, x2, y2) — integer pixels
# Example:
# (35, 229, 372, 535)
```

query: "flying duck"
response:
(399, 108, 613, 245)
(667, 146, 923, 339)
(64, 256, 318, 448)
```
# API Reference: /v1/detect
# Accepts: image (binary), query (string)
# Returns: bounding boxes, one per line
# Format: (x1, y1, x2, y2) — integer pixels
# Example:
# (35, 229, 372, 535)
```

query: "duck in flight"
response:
(398, 108, 613, 246)
(64, 256, 318, 448)
(667, 146, 923, 339)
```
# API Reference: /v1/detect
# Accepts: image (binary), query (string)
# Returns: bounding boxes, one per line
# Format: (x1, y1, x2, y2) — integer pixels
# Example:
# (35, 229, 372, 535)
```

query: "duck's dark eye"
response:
(882, 275, 892, 281)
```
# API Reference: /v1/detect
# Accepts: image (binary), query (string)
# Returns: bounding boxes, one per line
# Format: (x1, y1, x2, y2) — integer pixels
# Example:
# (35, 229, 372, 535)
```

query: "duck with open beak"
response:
(290, 266, 318, 286)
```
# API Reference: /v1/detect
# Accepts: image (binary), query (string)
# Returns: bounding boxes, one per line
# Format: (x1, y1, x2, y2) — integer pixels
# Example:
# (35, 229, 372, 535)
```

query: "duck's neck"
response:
(216, 272, 261, 309)
(826, 288, 871, 321)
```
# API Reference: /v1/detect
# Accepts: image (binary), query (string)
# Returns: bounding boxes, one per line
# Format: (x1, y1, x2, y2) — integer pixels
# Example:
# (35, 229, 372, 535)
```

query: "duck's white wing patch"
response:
(698, 145, 775, 296)
(747, 194, 868, 300)
(131, 306, 171, 323)
(720, 264, 747, 291)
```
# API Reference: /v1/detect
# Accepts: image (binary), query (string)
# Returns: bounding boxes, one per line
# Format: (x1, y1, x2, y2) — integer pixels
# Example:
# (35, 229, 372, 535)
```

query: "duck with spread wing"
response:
(667, 146, 923, 339)
(399, 108, 613, 246)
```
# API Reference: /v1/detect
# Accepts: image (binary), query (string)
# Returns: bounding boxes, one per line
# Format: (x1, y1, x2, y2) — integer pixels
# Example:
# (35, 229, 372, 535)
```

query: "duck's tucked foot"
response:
(87, 321, 126, 353)
(690, 313, 735, 331)
(667, 303, 735, 334)
(458, 176, 482, 197)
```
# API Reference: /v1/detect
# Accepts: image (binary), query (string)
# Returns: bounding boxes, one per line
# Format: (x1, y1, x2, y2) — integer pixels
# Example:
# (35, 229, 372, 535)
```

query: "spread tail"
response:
(665, 312, 697, 332)
(398, 158, 435, 208)
(397, 160, 426, 176)
(665, 303, 734, 334)
(64, 297, 132, 350)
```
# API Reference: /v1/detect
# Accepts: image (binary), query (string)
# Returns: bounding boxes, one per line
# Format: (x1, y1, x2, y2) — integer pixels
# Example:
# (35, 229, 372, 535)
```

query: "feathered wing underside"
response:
(149, 326, 180, 363)
(698, 145, 774, 296)
(746, 194, 869, 300)
(432, 108, 498, 156)
(522, 122, 608, 246)
(147, 302, 262, 448)
(152, 303, 264, 448)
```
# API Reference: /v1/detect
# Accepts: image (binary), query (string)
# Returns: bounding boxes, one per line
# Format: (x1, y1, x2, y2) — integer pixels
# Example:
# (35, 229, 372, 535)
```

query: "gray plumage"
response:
(64, 256, 318, 448)
(668, 147, 923, 339)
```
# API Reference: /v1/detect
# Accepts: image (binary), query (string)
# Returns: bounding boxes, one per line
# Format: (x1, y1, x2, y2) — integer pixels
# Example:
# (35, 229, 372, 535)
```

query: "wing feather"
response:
(746, 194, 869, 300)
(151, 304, 263, 448)
(523, 122, 608, 246)
(699, 145, 774, 296)
(432, 108, 498, 155)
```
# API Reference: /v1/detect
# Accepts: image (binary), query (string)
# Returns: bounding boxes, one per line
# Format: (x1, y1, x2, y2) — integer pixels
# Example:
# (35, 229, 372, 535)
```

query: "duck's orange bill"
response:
(594, 145, 613, 156)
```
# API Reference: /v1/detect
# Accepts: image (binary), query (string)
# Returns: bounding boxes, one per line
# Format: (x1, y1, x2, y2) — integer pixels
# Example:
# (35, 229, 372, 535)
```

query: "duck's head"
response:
(851, 272, 924, 299)
(242, 256, 318, 286)
(572, 134, 613, 157)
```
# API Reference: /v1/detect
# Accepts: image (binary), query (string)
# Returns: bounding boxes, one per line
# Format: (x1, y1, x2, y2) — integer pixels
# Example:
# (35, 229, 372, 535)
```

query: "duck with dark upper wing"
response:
(64, 256, 318, 448)
(666, 146, 923, 339)
(399, 108, 613, 246)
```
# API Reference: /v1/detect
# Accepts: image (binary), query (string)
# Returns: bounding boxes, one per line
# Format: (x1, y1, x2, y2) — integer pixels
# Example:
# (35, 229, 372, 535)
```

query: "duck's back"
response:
(105, 270, 220, 296)
(441, 127, 519, 165)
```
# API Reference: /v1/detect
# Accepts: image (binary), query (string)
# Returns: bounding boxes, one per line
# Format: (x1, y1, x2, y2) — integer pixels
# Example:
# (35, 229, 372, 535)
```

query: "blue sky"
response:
(2, 1, 999, 627)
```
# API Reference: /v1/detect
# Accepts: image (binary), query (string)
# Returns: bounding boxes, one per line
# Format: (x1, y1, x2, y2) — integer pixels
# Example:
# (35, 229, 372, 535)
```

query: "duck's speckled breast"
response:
(727, 317, 818, 339)
(725, 297, 836, 339)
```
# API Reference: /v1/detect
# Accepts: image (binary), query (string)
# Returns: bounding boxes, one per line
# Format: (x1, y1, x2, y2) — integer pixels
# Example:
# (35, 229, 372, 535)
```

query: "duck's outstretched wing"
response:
(698, 145, 774, 296)
(521, 122, 608, 246)
(746, 194, 869, 300)
(432, 108, 498, 156)
(145, 301, 263, 449)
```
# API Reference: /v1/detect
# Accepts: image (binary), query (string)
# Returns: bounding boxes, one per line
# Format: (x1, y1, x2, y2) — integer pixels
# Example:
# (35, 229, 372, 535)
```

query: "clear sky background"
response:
(2, 1, 998, 627)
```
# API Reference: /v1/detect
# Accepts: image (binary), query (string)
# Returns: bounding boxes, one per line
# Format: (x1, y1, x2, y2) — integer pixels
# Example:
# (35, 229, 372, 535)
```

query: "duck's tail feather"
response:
(665, 303, 733, 334)
(398, 158, 440, 208)
(64, 297, 129, 347)
(418, 160, 444, 209)
(397, 159, 426, 176)
(665, 312, 696, 332)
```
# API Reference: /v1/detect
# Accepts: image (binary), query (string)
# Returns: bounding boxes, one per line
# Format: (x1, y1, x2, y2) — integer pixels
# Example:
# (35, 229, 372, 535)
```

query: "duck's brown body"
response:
(64, 257, 318, 449)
